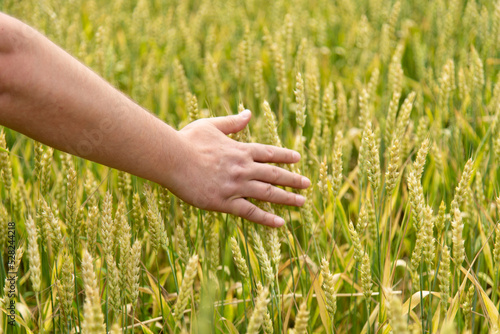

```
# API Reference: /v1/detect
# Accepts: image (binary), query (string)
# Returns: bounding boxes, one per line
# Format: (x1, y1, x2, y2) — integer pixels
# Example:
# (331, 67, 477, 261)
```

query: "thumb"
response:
(208, 109, 252, 135)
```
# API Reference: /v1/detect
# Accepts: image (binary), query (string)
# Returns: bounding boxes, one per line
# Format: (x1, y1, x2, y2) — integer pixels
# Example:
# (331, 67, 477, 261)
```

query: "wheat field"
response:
(1, 0, 500, 333)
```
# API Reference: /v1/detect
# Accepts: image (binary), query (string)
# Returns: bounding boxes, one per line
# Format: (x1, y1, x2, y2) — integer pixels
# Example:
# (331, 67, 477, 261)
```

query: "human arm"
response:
(0, 12, 310, 227)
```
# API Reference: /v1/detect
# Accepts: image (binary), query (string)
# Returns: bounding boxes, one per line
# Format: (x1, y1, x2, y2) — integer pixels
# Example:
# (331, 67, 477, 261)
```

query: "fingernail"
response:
(293, 152, 301, 161)
(296, 194, 306, 205)
(274, 217, 285, 227)
(240, 109, 251, 120)
(302, 177, 311, 187)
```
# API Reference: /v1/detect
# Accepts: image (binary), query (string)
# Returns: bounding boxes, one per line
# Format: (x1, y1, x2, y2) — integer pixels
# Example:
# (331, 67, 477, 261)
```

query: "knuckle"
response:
(242, 146, 254, 160)
(271, 166, 281, 183)
(294, 174, 303, 187)
(229, 164, 245, 182)
(220, 183, 236, 197)
(244, 204, 258, 219)
(227, 116, 238, 127)
(242, 143, 252, 155)
(265, 183, 274, 199)
(265, 147, 275, 160)
(231, 118, 240, 130)
(239, 148, 253, 162)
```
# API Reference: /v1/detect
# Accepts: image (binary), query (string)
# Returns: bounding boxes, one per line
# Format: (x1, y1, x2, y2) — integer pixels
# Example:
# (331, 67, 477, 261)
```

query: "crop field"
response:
(2, 0, 500, 333)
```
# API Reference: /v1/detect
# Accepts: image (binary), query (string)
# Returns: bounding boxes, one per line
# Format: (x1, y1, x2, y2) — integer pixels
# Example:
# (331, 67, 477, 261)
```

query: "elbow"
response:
(0, 15, 12, 95)
(0, 12, 38, 56)
(0, 13, 20, 105)
(0, 13, 34, 92)
(0, 13, 19, 54)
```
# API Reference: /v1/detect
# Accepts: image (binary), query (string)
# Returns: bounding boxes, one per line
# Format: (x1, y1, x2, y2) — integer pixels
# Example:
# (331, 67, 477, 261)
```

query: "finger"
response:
(244, 181, 306, 206)
(248, 143, 301, 164)
(230, 198, 286, 227)
(251, 164, 310, 189)
(207, 109, 252, 135)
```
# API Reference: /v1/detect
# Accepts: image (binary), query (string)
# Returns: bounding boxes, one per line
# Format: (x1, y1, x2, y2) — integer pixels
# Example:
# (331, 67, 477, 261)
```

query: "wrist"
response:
(152, 122, 186, 190)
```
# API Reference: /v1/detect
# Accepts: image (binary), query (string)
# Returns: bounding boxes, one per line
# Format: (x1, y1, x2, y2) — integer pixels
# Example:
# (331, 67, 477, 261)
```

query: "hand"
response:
(0, 14, 309, 227)
(164, 110, 311, 227)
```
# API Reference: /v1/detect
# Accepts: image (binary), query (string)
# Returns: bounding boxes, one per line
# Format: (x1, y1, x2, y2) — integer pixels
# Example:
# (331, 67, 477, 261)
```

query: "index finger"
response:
(247, 143, 301, 164)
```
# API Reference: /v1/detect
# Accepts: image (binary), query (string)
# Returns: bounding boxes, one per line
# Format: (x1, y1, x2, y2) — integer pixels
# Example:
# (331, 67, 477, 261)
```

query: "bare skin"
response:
(0, 13, 311, 227)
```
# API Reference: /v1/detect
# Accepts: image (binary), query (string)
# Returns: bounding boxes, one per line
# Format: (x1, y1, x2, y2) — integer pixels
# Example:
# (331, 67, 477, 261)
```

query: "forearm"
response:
(0, 12, 310, 227)
(0, 13, 179, 186)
